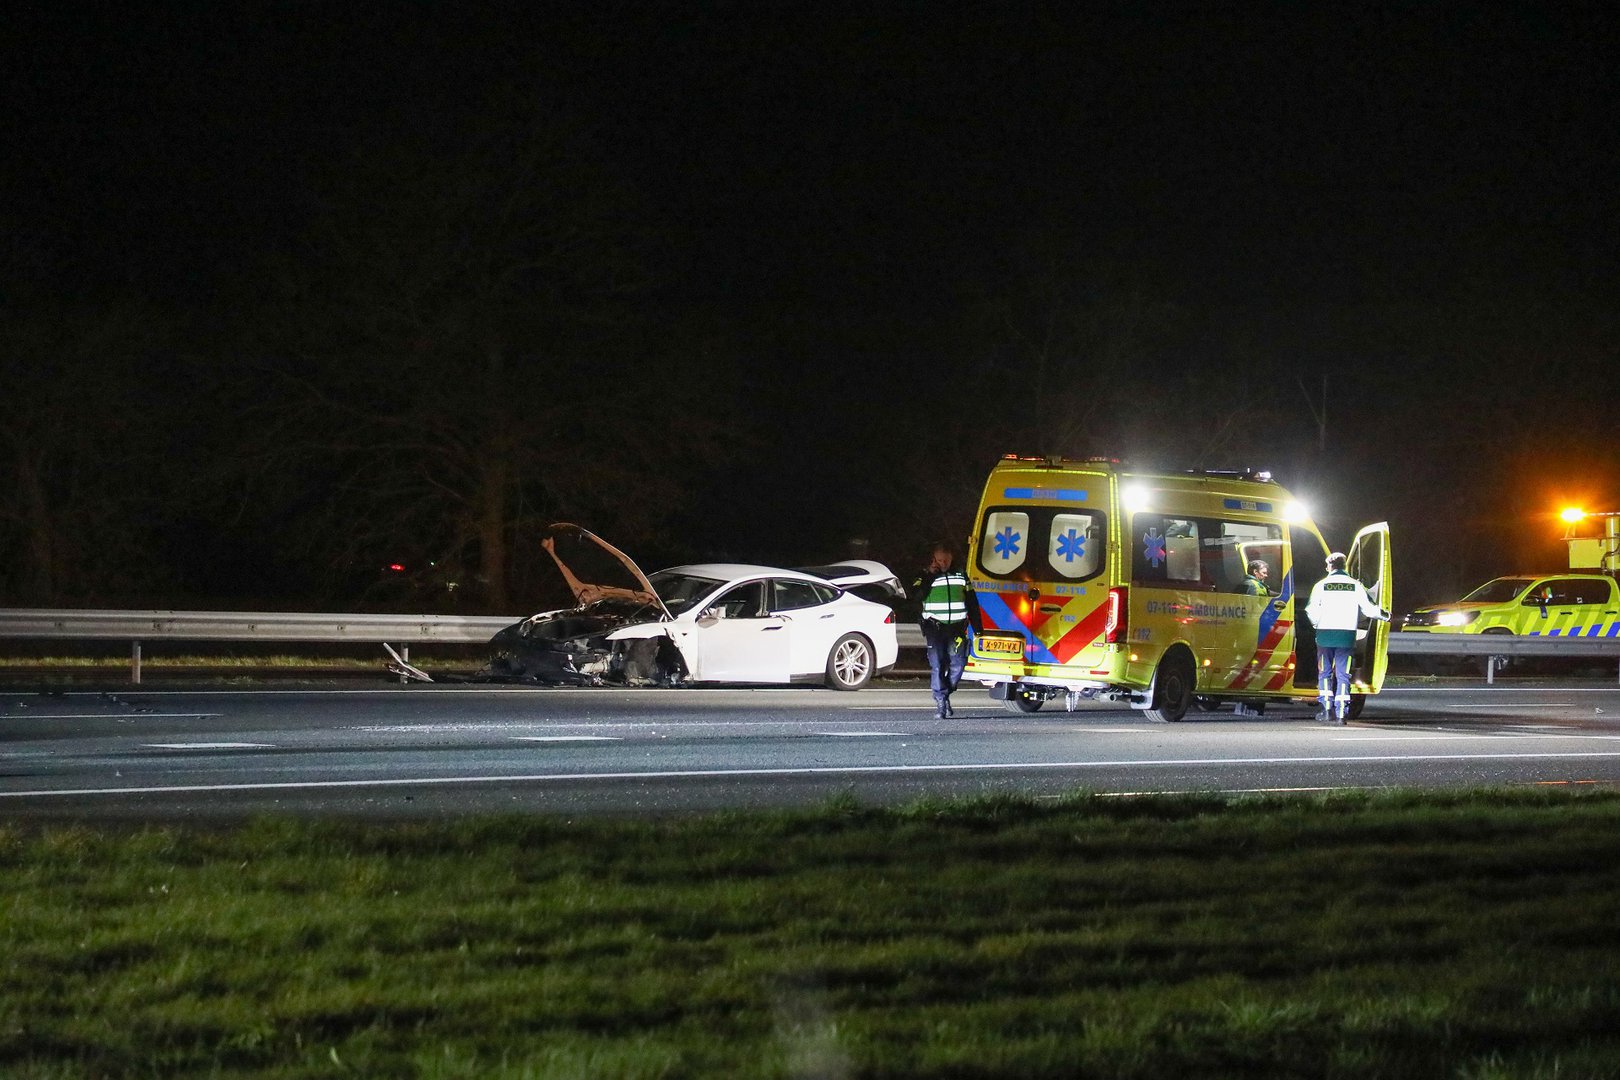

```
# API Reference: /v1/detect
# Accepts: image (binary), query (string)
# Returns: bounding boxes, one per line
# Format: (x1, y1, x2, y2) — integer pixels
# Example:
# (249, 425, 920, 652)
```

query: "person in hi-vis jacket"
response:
(910, 543, 982, 720)
(1304, 551, 1389, 724)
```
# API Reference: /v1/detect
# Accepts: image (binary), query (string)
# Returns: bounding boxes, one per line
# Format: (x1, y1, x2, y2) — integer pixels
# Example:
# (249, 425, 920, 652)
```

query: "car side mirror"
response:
(698, 609, 722, 625)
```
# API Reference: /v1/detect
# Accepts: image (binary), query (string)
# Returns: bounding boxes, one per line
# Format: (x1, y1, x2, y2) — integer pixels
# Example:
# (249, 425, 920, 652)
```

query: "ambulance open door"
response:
(1347, 522, 1393, 693)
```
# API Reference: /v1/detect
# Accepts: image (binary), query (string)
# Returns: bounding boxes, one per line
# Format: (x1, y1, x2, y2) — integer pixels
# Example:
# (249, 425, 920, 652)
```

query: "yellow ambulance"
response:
(964, 456, 1393, 721)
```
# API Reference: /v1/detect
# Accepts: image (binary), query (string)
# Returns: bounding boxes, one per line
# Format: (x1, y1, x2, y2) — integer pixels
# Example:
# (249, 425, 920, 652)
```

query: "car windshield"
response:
(650, 571, 725, 616)
(1460, 578, 1533, 604)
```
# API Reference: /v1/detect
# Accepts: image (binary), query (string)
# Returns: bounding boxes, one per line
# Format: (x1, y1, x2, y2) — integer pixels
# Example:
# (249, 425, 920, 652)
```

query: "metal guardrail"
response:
(1389, 631, 1620, 684)
(0, 608, 514, 644)
(1388, 632, 1620, 658)
(0, 610, 1612, 684)
(0, 609, 516, 683)
(0, 608, 928, 683)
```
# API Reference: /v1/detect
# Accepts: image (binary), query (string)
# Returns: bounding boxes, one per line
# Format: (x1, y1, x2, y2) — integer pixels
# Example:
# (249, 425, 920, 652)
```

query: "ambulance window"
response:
(1047, 513, 1104, 580)
(1219, 523, 1283, 594)
(980, 511, 1030, 576)
(1133, 515, 1203, 585)
(1164, 519, 1201, 582)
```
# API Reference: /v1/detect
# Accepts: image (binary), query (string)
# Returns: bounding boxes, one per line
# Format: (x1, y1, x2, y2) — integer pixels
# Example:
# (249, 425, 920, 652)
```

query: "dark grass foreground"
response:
(4, 790, 1620, 1079)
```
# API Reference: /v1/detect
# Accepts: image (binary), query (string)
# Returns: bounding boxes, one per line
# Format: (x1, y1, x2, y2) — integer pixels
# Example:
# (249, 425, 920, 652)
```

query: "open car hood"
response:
(541, 523, 672, 620)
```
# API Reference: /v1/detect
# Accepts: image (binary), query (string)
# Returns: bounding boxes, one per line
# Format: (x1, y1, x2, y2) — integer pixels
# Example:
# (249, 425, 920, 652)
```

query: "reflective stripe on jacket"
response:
(921, 571, 973, 624)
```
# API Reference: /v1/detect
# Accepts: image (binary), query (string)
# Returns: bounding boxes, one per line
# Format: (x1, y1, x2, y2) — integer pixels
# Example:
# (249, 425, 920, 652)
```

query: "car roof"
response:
(793, 560, 902, 585)
(1492, 572, 1614, 581)
(657, 563, 827, 584)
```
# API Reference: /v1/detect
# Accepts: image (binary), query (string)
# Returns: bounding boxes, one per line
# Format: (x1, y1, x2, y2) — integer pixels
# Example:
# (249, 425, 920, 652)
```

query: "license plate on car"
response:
(978, 635, 1024, 657)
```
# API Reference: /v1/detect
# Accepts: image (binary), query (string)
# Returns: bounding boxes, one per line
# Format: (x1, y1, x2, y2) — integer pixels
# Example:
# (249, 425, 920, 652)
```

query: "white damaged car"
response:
(483, 524, 900, 689)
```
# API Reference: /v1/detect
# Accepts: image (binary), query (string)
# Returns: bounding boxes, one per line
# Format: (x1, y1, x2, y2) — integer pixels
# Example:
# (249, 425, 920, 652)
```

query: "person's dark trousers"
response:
(921, 618, 968, 715)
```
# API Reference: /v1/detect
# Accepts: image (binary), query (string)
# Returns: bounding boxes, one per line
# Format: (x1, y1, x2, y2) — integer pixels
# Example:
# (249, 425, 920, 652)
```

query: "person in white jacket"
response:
(1304, 552, 1389, 724)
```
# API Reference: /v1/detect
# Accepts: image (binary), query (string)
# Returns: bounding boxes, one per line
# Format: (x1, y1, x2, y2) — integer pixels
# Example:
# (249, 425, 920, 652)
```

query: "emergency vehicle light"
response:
(1561, 507, 1586, 524)
(1121, 484, 1150, 515)
(1283, 500, 1309, 524)
(1104, 587, 1128, 643)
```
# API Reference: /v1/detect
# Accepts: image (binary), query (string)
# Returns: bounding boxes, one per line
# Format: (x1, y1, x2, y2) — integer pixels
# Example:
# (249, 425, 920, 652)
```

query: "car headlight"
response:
(1436, 610, 1479, 627)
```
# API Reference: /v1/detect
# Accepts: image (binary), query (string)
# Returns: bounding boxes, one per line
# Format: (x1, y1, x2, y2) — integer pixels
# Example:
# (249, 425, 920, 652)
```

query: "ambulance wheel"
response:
(1146, 649, 1196, 723)
(1344, 695, 1367, 721)
(1002, 687, 1044, 713)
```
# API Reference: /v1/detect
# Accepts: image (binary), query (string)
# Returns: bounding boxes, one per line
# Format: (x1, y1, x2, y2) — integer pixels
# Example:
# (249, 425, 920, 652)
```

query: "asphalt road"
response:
(3, 680, 1619, 821)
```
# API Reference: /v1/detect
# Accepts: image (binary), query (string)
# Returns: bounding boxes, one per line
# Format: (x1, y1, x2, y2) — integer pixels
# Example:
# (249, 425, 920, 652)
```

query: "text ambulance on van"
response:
(963, 456, 1393, 722)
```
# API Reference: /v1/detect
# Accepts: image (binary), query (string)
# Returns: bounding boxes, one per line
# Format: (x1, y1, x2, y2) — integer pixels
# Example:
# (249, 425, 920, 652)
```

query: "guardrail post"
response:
(131, 640, 142, 685)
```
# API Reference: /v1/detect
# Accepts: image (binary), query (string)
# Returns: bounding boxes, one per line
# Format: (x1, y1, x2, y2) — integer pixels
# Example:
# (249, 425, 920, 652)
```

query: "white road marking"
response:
(1099, 786, 1344, 797)
(1393, 687, 1619, 693)
(510, 736, 621, 743)
(2, 714, 222, 721)
(1445, 703, 1576, 709)
(815, 731, 905, 737)
(1335, 735, 1487, 741)
(9, 749, 1620, 799)
(357, 720, 914, 733)
(5, 686, 928, 702)
(1069, 728, 1155, 733)
(141, 742, 276, 750)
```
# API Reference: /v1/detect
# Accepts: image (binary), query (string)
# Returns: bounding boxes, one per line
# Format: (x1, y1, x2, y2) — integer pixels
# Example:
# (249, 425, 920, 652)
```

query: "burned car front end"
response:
(481, 523, 686, 686)
(486, 598, 686, 686)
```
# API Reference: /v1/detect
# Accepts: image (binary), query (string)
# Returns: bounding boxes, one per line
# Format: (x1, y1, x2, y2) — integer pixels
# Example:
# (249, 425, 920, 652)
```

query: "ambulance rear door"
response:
(1347, 522, 1393, 693)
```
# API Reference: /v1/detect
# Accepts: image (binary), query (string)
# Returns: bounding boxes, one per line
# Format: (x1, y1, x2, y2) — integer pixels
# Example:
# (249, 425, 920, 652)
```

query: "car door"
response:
(1536, 577, 1617, 636)
(769, 578, 844, 677)
(689, 581, 790, 683)
(1346, 522, 1393, 692)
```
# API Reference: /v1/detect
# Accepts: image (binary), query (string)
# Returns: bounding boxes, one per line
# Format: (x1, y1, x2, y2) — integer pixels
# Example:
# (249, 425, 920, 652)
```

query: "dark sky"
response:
(6, 3, 1618, 601)
(11, 4, 1616, 313)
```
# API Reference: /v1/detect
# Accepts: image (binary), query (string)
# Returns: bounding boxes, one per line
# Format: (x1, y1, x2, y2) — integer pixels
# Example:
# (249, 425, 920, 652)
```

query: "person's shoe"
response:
(944, 699, 955, 718)
(935, 703, 948, 720)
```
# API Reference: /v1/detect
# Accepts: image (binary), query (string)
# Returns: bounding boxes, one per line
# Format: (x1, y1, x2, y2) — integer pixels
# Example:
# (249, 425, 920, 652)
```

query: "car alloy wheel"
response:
(826, 633, 874, 690)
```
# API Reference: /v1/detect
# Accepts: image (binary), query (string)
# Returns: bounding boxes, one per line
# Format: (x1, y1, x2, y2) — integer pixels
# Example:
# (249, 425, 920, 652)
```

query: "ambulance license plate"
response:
(979, 635, 1024, 657)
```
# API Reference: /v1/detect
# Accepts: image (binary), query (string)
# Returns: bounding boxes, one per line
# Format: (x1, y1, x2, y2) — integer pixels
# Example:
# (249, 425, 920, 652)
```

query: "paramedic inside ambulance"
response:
(1244, 559, 1272, 597)
(1305, 551, 1390, 725)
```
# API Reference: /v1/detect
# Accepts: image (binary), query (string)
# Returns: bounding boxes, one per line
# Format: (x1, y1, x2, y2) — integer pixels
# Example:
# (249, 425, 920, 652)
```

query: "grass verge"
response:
(3, 788, 1620, 1078)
